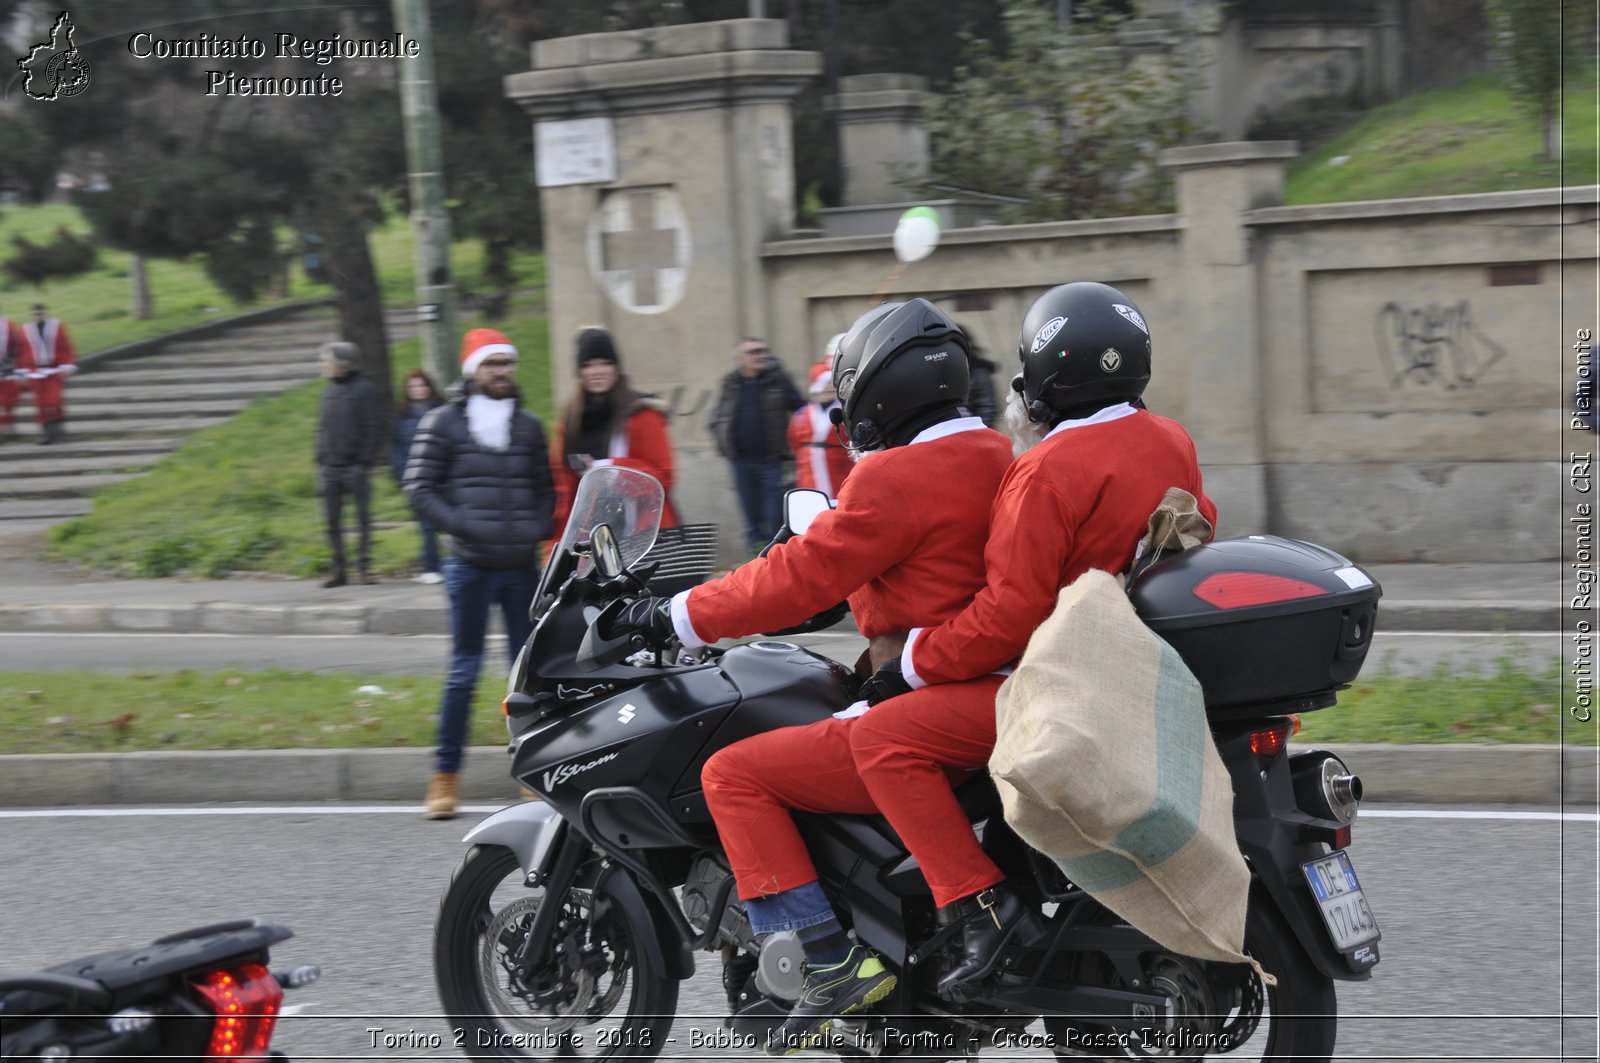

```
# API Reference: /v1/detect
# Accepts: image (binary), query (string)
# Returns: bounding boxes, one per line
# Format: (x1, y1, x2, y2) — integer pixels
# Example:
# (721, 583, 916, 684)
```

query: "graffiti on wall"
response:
(1374, 300, 1507, 390)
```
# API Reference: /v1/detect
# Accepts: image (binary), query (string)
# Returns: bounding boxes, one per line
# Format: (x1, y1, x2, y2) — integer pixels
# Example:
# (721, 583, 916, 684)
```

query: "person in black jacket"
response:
(391, 369, 444, 583)
(315, 341, 384, 588)
(404, 328, 555, 820)
(709, 336, 804, 553)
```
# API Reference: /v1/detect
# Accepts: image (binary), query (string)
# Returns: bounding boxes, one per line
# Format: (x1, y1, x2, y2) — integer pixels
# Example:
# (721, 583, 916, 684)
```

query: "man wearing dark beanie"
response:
(551, 326, 678, 541)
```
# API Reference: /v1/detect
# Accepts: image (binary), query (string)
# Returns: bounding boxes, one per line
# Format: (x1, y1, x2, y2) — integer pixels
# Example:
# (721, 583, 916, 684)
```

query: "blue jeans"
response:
(417, 518, 440, 574)
(732, 458, 785, 552)
(741, 880, 837, 936)
(435, 555, 537, 774)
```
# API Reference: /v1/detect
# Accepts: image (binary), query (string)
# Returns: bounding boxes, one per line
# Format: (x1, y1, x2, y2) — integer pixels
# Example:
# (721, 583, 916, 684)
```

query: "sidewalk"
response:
(0, 533, 1589, 810)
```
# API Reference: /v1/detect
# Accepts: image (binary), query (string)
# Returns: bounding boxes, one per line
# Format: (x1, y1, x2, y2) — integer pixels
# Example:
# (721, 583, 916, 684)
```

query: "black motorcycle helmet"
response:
(1017, 282, 1151, 423)
(830, 298, 971, 450)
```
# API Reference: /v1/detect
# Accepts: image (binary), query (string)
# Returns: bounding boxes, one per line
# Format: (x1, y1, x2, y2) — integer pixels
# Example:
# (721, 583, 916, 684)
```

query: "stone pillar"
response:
(826, 74, 931, 207)
(1160, 141, 1299, 535)
(505, 20, 820, 559)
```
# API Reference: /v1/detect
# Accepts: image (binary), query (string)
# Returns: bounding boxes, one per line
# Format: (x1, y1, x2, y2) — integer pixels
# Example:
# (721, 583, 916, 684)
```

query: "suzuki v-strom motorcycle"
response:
(434, 467, 1382, 1061)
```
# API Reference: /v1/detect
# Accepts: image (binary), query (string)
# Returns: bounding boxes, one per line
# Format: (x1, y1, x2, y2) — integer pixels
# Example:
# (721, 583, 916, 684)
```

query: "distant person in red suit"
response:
(550, 326, 679, 539)
(787, 335, 854, 501)
(20, 303, 76, 445)
(0, 307, 27, 443)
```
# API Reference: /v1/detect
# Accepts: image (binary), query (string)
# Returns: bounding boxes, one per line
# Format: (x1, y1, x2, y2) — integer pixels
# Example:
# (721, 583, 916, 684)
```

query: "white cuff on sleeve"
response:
(901, 627, 928, 690)
(670, 590, 709, 649)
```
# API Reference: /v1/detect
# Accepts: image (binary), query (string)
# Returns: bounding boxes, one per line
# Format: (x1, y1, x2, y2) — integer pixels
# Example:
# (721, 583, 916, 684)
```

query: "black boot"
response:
(936, 883, 1046, 1000)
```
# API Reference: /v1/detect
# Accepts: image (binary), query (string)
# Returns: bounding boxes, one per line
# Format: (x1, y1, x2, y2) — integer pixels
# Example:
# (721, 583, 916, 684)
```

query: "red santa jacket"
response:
(673, 418, 1012, 645)
(904, 405, 1216, 687)
(787, 402, 854, 499)
(0, 319, 24, 375)
(551, 405, 678, 539)
(18, 317, 76, 373)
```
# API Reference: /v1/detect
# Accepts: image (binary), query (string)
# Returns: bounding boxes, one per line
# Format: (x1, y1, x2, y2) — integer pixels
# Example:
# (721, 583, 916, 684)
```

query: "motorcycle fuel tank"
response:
(1128, 535, 1381, 716)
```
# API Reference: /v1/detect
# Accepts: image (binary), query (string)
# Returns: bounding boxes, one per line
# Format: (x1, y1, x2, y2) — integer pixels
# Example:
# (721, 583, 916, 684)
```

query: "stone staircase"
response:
(0, 308, 417, 532)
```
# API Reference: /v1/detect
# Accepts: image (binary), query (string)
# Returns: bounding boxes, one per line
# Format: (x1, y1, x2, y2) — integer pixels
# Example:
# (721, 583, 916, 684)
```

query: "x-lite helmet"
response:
(1017, 282, 1151, 423)
(830, 298, 970, 450)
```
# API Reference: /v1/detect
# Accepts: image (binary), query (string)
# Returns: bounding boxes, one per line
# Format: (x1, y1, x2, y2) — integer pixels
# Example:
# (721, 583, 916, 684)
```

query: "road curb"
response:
(0, 743, 1592, 809)
(0, 600, 1556, 636)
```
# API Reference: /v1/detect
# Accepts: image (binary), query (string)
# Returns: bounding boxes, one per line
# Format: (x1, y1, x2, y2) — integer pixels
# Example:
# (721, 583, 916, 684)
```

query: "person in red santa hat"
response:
(854, 282, 1217, 1001)
(550, 325, 678, 540)
(0, 307, 26, 443)
(786, 333, 854, 501)
(20, 303, 76, 445)
(608, 298, 1013, 1053)
(403, 327, 555, 820)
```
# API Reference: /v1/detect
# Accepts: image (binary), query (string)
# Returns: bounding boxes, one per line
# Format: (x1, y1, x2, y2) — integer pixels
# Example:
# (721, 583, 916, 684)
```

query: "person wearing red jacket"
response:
(0, 310, 26, 443)
(615, 299, 1013, 1054)
(550, 327, 678, 539)
(19, 303, 76, 446)
(856, 282, 1217, 1000)
(787, 338, 854, 500)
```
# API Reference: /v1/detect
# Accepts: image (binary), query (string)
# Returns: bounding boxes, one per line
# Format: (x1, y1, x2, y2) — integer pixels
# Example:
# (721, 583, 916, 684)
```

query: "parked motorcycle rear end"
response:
(0, 917, 318, 1060)
(433, 467, 1382, 1062)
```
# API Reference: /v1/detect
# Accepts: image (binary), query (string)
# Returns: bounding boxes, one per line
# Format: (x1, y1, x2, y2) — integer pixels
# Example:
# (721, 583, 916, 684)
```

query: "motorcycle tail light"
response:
(1249, 721, 1291, 759)
(192, 962, 282, 1060)
(1193, 572, 1330, 609)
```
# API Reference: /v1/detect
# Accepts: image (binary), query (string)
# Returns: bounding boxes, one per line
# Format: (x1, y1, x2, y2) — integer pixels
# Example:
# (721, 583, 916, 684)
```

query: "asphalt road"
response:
(1, 805, 1594, 1063)
(0, 629, 1565, 679)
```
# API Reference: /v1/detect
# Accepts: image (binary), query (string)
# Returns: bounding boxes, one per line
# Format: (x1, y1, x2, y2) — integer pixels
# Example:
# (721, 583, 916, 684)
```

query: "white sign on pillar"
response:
(585, 188, 693, 315)
(535, 117, 618, 187)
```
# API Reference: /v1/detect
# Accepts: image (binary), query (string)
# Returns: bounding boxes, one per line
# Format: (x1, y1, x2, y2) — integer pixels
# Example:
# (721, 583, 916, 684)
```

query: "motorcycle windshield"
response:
(550, 466, 664, 591)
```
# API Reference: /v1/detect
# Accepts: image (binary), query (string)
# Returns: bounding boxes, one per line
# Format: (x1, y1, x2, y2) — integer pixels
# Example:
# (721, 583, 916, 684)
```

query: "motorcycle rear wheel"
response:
(435, 843, 679, 1061)
(1044, 888, 1337, 1062)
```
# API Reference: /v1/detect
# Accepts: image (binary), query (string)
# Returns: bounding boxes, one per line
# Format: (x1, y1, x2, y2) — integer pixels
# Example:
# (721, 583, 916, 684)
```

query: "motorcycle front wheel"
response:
(435, 843, 679, 1061)
(1044, 887, 1337, 1062)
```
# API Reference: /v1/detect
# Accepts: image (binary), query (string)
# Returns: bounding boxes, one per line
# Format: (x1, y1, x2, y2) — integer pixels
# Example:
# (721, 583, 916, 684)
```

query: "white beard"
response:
(466, 394, 514, 452)
(1004, 388, 1049, 456)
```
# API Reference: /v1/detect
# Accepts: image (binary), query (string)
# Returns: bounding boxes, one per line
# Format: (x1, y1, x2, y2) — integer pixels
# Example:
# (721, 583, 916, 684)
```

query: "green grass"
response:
(0, 655, 1588, 755)
(47, 292, 553, 579)
(1297, 651, 1586, 747)
(0, 203, 544, 356)
(0, 669, 506, 755)
(1284, 68, 1600, 205)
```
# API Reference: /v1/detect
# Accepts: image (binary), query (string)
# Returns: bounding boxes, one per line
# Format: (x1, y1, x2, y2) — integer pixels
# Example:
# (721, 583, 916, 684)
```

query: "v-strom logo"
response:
(543, 752, 620, 791)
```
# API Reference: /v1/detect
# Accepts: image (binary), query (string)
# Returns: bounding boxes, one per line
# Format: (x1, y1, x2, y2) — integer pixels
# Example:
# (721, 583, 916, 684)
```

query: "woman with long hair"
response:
(551, 327, 678, 537)
(392, 368, 445, 583)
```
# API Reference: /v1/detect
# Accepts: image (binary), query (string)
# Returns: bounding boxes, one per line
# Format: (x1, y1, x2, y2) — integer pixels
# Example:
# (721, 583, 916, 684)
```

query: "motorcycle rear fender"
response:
(461, 800, 564, 880)
(461, 801, 695, 983)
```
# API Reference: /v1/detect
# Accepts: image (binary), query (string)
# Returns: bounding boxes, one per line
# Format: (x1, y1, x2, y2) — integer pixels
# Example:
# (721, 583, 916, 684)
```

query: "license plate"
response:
(1301, 849, 1380, 953)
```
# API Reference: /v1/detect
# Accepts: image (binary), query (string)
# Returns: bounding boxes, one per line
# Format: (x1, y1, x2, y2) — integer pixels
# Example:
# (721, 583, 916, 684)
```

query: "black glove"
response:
(614, 595, 676, 646)
(860, 657, 913, 706)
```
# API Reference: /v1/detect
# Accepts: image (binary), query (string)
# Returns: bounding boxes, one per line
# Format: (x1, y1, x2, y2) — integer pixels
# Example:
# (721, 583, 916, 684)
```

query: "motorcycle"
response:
(434, 466, 1382, 1061)
(0, 917, 318, 1060)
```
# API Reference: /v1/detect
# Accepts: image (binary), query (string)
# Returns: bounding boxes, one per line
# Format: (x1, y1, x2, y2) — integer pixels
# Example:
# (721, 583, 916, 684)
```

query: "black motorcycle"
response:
(0, 917, 318, 1060)
(434, 466, 1381, 1061)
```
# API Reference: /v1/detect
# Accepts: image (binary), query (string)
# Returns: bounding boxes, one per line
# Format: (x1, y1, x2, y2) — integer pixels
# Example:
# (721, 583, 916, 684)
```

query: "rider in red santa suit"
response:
(854, 281, 1218, 1000)
(19, 303, 77, 446)
(0, 308, 27, 443)
(614, 298, 1013, 1054)
(786, 334, 854, 500)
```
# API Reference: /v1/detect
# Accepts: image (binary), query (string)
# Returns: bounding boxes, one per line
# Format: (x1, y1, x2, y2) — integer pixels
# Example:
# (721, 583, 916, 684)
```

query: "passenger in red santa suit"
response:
(855, 281, 1218, 1000)
(0, 308, 27, 443)
(19, 303, 76, 446)
(613, 298, 1012, 1053)
(786, 334, 854, 500)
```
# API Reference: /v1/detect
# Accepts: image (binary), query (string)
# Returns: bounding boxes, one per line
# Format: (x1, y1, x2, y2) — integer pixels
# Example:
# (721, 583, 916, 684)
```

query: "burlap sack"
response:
(988, 569, 1263, 973)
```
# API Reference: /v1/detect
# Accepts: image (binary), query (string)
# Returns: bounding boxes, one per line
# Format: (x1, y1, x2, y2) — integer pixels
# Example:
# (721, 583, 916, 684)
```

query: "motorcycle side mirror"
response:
(784, 489, 832, 537)
(576, 597, 644, 672)
(589, 523, 625, 580)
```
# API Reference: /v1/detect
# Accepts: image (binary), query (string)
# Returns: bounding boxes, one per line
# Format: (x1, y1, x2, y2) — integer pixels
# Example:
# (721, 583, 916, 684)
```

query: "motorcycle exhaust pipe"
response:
(1290, 751, 1362, 823)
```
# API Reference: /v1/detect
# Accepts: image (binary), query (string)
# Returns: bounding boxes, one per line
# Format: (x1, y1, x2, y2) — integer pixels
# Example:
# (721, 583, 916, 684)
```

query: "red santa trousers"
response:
(701, 673, 1005, 908)
(28, 375, 65, 423)
(0, 379, 18, 428)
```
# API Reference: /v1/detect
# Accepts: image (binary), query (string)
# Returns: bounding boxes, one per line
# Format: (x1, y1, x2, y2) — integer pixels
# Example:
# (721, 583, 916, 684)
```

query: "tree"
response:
(1485, 0, 1593, 161)
(918, 0, 1193, 223)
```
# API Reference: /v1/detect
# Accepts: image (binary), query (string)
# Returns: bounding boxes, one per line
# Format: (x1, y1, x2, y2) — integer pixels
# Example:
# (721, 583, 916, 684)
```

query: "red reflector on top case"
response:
(1193, 572, 1331, 609)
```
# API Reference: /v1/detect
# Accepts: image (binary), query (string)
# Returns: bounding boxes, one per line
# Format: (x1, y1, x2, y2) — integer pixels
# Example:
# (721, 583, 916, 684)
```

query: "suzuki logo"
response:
(617, 704, 637, 724)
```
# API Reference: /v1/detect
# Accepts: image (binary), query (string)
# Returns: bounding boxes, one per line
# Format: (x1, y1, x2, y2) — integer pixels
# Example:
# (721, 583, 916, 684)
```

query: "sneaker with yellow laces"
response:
(765, 946, 896, 1057)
